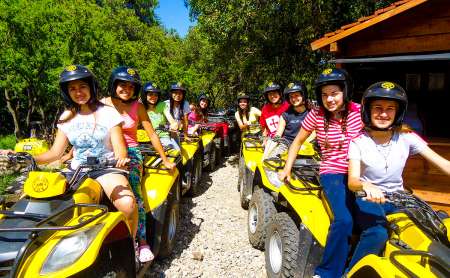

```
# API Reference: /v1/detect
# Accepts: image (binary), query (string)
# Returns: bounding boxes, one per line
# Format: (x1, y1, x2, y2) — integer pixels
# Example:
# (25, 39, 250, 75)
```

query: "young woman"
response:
(259, 82, 289, 140)
(276, 81, 309, 141)
(165, 82, 191, 139)
(141, 81, 179, 150)
(278, 68, 363, 278)
(347, 81, 450, 270)
(103, 66, 175, 263)
(33, 65, 138, 247)
(187, 94, 209, 135)
(234, 94, 261, 134)
(267, 82, 310, 158)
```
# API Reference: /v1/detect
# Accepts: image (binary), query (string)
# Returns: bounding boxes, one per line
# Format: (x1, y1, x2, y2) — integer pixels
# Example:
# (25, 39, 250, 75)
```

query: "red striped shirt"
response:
(302, 102, 362, 174)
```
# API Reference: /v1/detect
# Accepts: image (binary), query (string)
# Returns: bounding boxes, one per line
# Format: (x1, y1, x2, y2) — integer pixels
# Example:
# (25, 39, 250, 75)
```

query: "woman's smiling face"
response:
(68, 80, 91, 105)
(370, 99, 398, 129)
(321, 84, 344, 112)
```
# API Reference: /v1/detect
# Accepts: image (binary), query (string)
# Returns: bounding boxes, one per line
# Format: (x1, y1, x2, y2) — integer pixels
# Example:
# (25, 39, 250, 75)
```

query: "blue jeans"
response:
(347, 198, 398, 270)
(315, 173, 354, 278)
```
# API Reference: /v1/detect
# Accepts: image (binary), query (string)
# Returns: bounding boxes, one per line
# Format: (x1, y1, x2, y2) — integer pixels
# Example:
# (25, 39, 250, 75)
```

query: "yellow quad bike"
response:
(237, 127, 264, 210)
(137, 140, 182, 263)
(0, 153, 136, 278)
(14, 121, 50, 155)
(195, 123, 221, 172)
(263, 159, 450, 278)
(246, 135, 318, 250)
(137, 128, 202, 197)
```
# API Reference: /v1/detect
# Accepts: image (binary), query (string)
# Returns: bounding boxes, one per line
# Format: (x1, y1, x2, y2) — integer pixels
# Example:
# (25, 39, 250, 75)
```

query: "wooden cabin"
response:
(311, 0, 450, 213)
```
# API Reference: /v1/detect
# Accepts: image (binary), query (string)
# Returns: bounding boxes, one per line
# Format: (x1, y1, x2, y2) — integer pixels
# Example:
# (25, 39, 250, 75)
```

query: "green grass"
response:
(0, 173, 18, 195)
(0, 134, 17, 194)
(0, 134, 16, 150)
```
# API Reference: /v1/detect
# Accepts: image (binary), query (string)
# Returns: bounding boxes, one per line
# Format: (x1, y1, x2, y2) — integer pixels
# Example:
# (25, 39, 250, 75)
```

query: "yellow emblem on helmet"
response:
(322, 69, 333, 75)
(127, 68, 136, 76)
(288, 82, 294, 89)
(381, 82, 395, 89)
(177, 82, 183, 87)
(66, 65, 77, 72)
(268, 82, 274, 87)
(32, 176, 49, 193)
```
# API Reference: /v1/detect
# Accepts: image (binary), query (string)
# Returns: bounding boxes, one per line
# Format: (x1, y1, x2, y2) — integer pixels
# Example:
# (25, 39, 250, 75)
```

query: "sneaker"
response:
(138, 244, 154, 263)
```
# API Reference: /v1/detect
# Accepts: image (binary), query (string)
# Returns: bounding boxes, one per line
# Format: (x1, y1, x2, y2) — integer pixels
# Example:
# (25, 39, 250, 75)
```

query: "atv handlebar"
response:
(7, 152, 37, 171)
(355, 190, 449, 245)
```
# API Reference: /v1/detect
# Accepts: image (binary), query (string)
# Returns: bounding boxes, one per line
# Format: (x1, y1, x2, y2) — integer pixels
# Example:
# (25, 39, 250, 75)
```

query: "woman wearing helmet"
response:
(234, 94, 261, 133)
(266, 82, 310, 158)
(165, 82, 191, 139)
(259, 82, 289, 140)
(102, 66, 176, 263)
(347, 81, 450, 270)
(279, 68, 363, 278)
(141, 82, 179, 150)
(276, 82, 310, 142)
(187, 94, 209, 135)
(33, 65, 137, 247)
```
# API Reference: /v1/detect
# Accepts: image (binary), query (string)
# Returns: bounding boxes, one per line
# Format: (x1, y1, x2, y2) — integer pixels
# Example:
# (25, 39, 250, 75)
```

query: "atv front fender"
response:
(17, 211, 132, 278)
(347, 254, 402, 278)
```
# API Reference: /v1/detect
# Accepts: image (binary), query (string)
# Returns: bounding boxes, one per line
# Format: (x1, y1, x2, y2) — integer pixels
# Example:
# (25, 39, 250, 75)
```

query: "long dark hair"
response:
(321, 84, 349, 149)
(170, 92, 185, 120)
(237, 98, 250, 122)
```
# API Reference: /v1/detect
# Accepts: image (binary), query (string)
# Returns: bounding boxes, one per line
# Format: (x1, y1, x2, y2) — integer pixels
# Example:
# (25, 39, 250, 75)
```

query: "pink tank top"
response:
(122, 101, 139, 147)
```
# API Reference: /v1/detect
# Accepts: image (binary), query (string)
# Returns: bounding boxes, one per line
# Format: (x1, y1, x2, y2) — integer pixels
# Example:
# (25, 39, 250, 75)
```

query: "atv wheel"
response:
(187, 153, 202, 196)
(215, 143, 222, 165)
(265, 212, 299, 278)
(76, 239, 135, 278)
(159, 182, 180, 258)
(238, 156, 249, 209)
(207, 143, 217, 172)
(248, 188, 277, 250)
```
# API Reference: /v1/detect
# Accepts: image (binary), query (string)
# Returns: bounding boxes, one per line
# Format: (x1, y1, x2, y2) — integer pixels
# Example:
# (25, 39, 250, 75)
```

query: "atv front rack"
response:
(390, 249, 450, 278)
(0, 203, 107, 233)
(263, 157, 322, 192)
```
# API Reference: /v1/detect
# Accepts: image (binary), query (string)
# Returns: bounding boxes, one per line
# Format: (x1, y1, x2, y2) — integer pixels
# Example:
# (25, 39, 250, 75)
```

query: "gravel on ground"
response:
(146, 154, 265, 278)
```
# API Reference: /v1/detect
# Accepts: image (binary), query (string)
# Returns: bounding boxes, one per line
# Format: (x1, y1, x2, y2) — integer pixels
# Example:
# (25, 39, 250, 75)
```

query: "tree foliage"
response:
(0, 0, 396, 136)
(185, 0, 397, 105)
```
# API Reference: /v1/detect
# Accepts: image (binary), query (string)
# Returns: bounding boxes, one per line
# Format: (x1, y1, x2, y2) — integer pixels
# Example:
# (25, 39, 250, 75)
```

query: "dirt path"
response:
(146, 154, 265, 277)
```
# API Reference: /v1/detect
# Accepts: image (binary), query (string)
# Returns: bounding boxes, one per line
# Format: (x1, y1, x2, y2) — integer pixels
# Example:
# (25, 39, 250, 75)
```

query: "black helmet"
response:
(263, 82, 282, 103)
(284, 81, 307, 105)
(237, 94, 250, 102)
(108, 66, 141, 101)
(169, 82, 186, 94)
(59, 65, 98, 107)
(141, 81, 161, 104)
(197, 93, 209, 103)
(362, 81, 408, 129)
(314, 68, 352, 108)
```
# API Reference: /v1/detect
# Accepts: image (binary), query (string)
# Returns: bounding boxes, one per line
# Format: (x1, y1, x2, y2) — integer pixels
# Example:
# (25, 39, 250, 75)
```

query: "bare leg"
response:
(96, 173, 139, 239)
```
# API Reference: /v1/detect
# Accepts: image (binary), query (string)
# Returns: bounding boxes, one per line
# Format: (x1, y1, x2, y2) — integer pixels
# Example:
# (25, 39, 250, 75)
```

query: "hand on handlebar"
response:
(163, 160, 176, 171)
(169, 122, 179, 131)
(278, 169, 291, 182)
(115, 157, 130, 168)
(359, 182, 386, 204)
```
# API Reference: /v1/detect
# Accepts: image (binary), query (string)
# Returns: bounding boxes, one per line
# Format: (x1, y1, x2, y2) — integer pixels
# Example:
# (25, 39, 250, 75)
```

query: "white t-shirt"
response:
(348, 131, 427, 192)
(164, 100, 191, 122)
(57, 105, 123, 169)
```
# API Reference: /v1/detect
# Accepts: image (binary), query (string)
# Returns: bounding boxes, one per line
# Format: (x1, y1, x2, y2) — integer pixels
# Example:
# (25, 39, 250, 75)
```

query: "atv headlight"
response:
(263, 167, 283, 188)
(40, 223, 104, 275)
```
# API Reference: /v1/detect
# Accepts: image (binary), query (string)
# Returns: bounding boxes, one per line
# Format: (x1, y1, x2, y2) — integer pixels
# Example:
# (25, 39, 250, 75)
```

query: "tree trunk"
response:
(4, 88, 20, 141)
